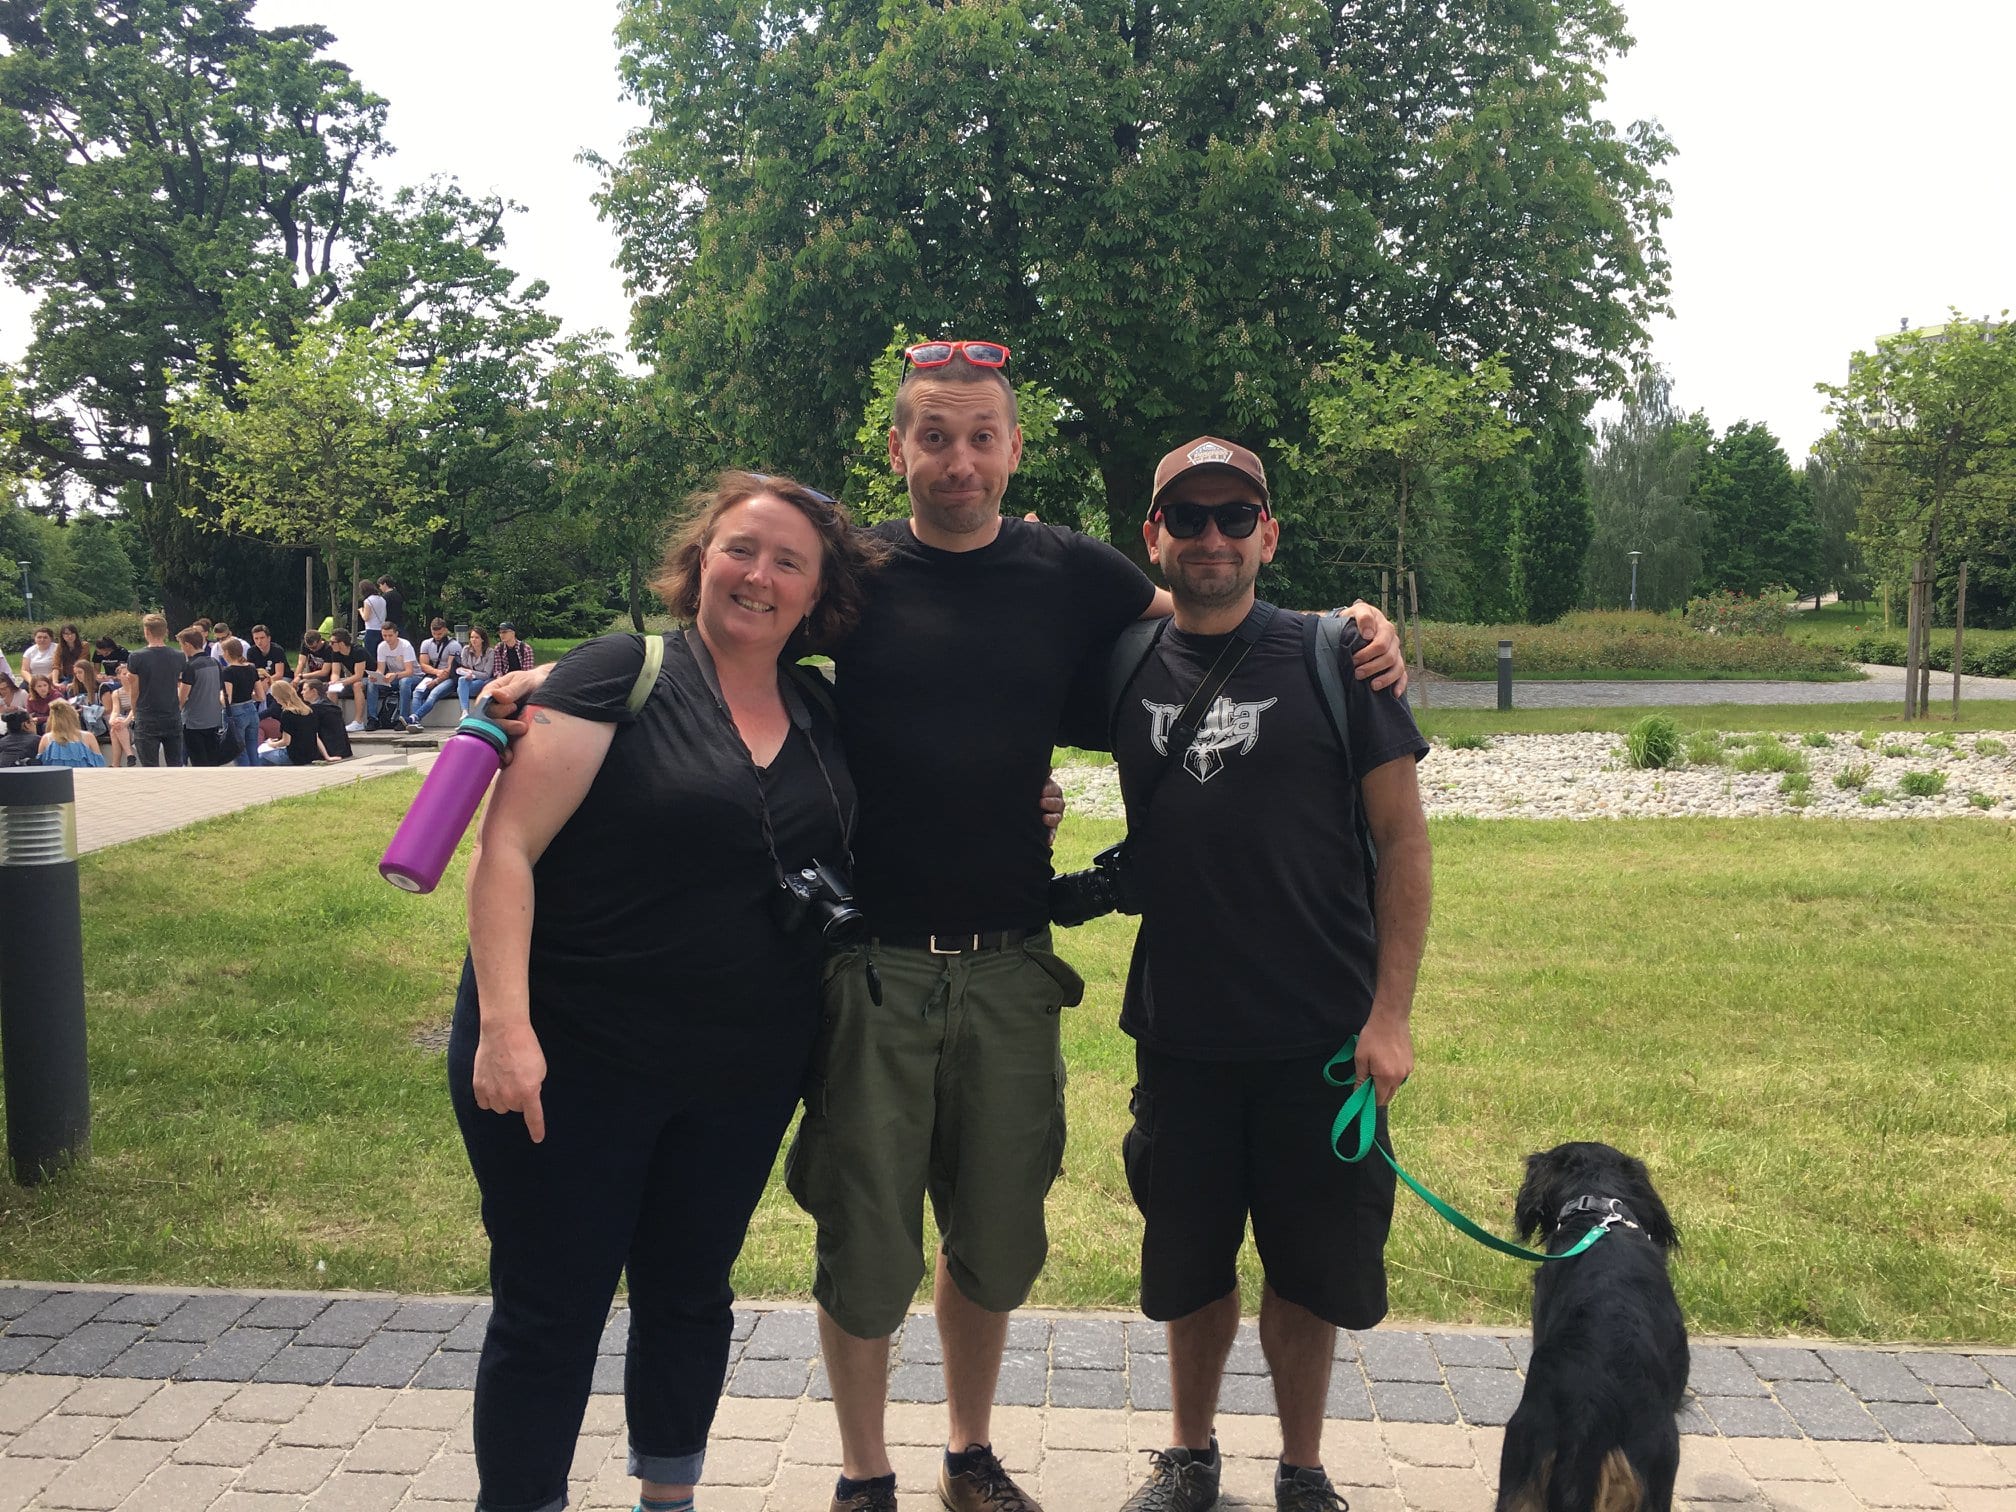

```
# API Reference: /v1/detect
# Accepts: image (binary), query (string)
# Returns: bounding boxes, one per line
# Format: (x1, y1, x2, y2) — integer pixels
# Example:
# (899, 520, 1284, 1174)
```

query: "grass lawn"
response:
(1409, 702, 2016, 742)
(2, 781, 2011, 1344)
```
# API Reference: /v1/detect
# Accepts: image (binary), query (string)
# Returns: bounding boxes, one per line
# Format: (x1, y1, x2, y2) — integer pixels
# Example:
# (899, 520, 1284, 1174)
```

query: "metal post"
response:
(1498, 640, 1513, 711)
(0, 768, 90, 1184)
(1628, 551, 1641, 613)
(1953, 563, 1967, 723)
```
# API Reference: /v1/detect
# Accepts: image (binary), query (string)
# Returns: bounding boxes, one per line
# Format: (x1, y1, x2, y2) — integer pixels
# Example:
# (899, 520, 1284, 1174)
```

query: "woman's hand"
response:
(473, 1020, 549, 1143)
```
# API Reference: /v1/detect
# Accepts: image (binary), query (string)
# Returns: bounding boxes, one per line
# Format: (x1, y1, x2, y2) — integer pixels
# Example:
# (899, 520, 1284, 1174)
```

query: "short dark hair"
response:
(250, 624, 269, 637)
(891, 353, 1018, 434)
(430, 617, 448, 631)
(330, 629, 352, 646)
(652, 470, 890, 653)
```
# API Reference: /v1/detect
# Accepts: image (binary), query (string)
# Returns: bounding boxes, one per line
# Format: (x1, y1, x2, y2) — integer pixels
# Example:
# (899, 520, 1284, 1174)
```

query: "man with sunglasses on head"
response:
(484, 343, 1407, 1512)
(1107, 439, 1430, 1512)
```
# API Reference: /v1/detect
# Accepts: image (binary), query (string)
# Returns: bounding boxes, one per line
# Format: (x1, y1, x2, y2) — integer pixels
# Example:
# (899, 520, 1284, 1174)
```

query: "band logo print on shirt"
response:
(1142, 696, 1277, 783)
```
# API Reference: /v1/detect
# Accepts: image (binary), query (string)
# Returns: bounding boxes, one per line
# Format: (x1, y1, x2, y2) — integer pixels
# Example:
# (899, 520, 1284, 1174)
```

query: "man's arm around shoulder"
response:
(1354, 755, 1430, 1106)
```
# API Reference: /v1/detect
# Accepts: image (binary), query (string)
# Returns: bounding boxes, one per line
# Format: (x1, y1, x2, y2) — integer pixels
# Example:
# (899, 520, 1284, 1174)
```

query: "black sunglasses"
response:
(1155, 501, 1268, 539)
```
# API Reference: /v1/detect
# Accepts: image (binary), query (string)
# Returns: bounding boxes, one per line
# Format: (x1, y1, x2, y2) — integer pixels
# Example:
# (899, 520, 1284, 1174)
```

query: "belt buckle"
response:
(929, 933, 979, 954)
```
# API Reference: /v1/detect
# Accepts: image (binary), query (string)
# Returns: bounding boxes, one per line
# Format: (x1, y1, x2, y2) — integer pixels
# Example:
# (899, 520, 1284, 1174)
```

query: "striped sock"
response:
(638, 1498, 694, 1512)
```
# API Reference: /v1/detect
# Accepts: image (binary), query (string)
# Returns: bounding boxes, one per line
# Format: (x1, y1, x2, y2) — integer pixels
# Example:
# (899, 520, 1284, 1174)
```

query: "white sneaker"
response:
(345, 721, 365, 732)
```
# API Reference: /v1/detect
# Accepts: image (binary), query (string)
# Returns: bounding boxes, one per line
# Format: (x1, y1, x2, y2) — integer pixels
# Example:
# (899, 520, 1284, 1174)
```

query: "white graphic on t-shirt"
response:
(1143, 695, 1278, 783)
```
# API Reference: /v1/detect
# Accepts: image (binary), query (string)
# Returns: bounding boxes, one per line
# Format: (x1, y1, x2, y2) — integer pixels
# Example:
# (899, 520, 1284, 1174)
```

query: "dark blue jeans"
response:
(447, 964, 806, 1512)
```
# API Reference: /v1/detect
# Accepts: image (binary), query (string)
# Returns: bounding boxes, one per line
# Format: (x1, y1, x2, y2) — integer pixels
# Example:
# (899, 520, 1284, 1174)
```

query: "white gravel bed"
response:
(1055, 732, 2016, 822)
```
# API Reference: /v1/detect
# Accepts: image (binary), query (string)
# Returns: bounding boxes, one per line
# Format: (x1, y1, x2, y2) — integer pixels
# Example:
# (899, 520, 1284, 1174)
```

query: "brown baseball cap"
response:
(1152, 435, 1270, 508)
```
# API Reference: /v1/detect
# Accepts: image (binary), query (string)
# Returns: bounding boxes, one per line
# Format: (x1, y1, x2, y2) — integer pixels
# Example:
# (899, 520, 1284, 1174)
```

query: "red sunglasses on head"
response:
(903, 340, 1011, 370)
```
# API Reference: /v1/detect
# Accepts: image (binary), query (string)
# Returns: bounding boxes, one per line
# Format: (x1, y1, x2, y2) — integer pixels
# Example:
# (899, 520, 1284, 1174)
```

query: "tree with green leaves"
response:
(596, 0, 1672, 560)
(170, 323, 446, 632)
(1820, 313, 2016, 705)
(1298, 337, 1524, 648)
(1803, 443, 1870, 610)
(1583, 369, 1710, 612)
(0, 2, 554, 623)
(1691, 421, 1813, 598)
(1516, 422, 1595, 623)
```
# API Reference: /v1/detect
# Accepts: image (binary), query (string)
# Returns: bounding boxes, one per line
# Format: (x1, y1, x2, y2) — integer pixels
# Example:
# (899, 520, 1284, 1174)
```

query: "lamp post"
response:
(1628, 550, 1642, 613)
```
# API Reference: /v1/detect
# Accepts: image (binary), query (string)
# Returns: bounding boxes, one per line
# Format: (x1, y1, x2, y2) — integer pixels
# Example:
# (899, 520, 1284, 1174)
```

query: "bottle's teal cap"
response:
(455, 713, 509, 753)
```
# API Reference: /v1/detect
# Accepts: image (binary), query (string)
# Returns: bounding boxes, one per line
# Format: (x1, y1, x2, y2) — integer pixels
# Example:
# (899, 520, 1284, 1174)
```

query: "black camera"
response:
(1047, 841, 1142, 928)
(773, 859, 868, 947)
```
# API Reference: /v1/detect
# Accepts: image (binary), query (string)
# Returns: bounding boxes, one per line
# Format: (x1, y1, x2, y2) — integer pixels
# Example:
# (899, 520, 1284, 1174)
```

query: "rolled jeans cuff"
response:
(628, 1445, 705, 1486)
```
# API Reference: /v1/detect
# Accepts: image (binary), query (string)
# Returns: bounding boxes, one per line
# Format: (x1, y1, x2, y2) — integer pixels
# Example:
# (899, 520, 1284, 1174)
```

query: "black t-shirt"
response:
(0, 729, 39, 767)
(1114, 603, 1428, 1060)
(95, 645, 129, 677)
(277, 706, 321, 764)
(522, 631, 855, 1082)
(311, 699, 352, 757)
(326, 645, 365, 679)
(222, 664, 261, 705)
(381, 590, 405, 635)
(127, 644, 185, 732)
(180, 654, 223, 729)
(246, 642, 289, 678)
(830, 518, 1155, 935)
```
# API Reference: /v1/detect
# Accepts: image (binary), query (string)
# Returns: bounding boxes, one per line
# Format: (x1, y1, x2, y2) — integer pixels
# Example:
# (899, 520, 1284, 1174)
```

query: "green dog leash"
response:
(1325, 1037, 1612, 1264)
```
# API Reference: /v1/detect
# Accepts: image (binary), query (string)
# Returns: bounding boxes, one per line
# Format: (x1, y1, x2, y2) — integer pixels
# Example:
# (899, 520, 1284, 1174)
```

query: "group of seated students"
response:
(0, 615, 538, 767)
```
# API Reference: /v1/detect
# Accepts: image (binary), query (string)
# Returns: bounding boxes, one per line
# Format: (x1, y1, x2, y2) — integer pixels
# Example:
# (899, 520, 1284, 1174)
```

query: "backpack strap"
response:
(1103, 618, 1170, 750)
(782, 659, 838, 727)
(626, 633, 667, 716)
(1301, 613, 1379, 886)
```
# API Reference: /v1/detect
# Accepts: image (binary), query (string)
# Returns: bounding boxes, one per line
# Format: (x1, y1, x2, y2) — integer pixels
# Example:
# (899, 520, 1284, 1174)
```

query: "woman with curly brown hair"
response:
(450, 471, 889, 1512)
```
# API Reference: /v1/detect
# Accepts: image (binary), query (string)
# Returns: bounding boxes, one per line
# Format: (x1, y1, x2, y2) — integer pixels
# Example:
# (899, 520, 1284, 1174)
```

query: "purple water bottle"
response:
(378, 706, 509, 893)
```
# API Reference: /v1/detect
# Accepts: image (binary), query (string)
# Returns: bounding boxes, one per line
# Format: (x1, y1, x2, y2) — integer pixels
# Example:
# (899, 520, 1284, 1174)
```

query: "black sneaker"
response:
(1274, 1466, 1346, 1512)
(1119, 1444, 1221, 1512)
(939, 1443, 1042, 1512)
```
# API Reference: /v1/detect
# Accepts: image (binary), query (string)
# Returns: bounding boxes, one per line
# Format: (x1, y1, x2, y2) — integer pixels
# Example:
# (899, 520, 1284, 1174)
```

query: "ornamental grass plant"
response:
(1411, 611, 1855, 681)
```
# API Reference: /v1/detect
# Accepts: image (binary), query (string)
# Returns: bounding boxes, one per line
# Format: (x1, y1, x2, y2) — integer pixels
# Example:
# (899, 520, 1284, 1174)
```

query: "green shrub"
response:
(1973, 738, 2007, 757)
(1834, 762, 1874, 791)
(1840, 632, 2016, 678)
(1684, 587, 1793, 636)
(1446, 732, 1491, 751)
(1734, 737, 1805, 774)
(1969, 791, 1995, 810)
(0, 611, 145, 657)
(1625, 714, 1683, 770)
(1414, 611, 1852, 680)
(1899, 771, 1947, 798)
(1684, 731, 1726, 766)
(1924, 732, 1955, 750)
(1778, 771, 1812, 796)
(1881, 743, 1912, 759)
(1801, 731, 1832, 748)
(1860, 789, 1888, 807)
(1856, 732, 1878, 750)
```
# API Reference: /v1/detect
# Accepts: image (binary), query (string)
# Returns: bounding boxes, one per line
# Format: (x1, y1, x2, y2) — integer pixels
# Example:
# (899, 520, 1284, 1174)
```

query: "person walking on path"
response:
(128, 613, 187, 768)
(1105, 440, 1430, 1512)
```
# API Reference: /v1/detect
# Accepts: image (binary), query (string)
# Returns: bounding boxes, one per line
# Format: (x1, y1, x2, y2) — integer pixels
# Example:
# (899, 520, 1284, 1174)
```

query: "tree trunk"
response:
(628, 553, 646, 632)
(1904, 560, 1922, 719)
(1096, 452, 1157, 575)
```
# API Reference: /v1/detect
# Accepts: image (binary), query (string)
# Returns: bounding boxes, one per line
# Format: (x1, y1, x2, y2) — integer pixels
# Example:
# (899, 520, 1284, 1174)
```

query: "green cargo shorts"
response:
(784, 932, 1085, 1340)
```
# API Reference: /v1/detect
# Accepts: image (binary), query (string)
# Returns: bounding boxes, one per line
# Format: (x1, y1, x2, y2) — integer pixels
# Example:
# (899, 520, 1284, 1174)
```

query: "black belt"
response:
(873, 928, 1037, 955)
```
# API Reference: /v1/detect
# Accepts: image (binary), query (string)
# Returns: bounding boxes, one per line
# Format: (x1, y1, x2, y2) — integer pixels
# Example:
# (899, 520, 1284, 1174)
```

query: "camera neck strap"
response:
(1136, 601, 1278, 826)
(678, 630, 855, 885)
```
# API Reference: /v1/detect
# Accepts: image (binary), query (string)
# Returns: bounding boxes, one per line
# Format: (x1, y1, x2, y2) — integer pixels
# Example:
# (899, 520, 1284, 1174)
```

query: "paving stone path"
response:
(1422, 665, 2016, 709)
(4, 1287, 2014, 1510)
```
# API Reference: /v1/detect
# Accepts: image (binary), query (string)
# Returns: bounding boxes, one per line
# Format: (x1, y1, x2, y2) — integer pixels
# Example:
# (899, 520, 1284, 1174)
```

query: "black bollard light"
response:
(0, 768, 91, 1184)
(1497, 640, 1514, 712)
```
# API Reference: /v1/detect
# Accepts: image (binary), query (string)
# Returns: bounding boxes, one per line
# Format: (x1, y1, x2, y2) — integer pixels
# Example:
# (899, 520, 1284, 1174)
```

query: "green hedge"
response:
(0, 612, 146, 658)
(1843, 633, 2016, 679)
(1418, 611, 1856, 679)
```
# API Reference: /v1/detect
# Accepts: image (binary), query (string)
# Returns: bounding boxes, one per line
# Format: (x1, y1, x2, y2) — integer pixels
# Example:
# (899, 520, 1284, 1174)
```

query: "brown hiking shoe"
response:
(831, 1476, 899, 1512)
(939, 1444, 1042, 1512)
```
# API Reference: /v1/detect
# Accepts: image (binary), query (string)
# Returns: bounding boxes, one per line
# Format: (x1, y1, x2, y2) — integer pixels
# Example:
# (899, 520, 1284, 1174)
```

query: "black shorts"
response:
(1123, 1043, 1396, 1329)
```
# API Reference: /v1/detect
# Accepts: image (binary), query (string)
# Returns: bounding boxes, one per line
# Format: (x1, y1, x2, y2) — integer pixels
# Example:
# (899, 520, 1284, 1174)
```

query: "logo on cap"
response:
(1187, 441, 1235, 466)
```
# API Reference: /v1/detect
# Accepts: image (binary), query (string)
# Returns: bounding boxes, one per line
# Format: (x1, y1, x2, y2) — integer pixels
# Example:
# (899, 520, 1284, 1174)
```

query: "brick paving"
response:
(66, 757, 418, 855)
(4, 1289, 2015, 1509)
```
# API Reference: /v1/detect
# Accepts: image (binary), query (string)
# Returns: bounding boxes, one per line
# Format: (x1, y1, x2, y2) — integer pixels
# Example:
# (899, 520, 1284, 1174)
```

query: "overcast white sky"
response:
(4, 1, 2011, 460)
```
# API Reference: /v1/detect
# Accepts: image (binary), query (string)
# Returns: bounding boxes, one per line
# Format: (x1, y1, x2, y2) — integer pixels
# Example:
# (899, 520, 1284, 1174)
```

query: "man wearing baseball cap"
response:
(1110, 437, 1431, 1512)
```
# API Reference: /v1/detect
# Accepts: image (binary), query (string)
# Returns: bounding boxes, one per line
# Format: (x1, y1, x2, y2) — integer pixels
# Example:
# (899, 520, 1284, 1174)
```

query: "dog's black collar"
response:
(1557, 1195, 1642, 1234)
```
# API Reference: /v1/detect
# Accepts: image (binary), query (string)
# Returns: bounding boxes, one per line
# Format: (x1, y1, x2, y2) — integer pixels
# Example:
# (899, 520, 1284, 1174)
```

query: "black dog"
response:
(1498, 1142, 1686, 1512)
